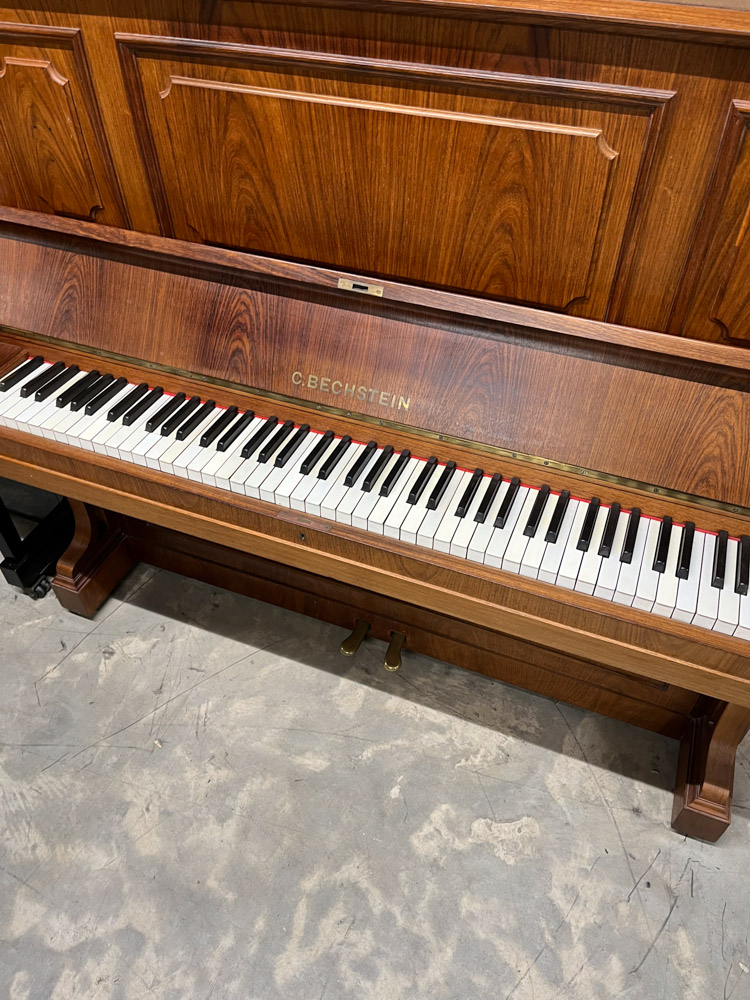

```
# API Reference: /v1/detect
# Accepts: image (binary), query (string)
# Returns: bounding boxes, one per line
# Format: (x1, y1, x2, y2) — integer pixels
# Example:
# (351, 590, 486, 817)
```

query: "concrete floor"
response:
(0, 566, 749, 1000)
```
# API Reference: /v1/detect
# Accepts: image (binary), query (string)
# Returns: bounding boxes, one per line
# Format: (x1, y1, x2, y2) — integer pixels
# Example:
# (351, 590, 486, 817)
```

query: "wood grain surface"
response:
(1, 0, 749, 339)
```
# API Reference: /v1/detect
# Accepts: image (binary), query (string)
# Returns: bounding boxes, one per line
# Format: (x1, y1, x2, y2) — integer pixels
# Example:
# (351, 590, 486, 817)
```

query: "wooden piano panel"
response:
(117, 36, 670, 315)
(4, 211, 750, 512)
(677, 100, 750, 345)
(0, 22, 125, 226)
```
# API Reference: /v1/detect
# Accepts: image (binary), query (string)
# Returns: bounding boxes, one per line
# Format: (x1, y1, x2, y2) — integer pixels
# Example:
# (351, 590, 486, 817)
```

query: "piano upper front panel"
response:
(117, 36, 667, 317)
(4, 213, 750, 511)
(1, 1, 750, 340)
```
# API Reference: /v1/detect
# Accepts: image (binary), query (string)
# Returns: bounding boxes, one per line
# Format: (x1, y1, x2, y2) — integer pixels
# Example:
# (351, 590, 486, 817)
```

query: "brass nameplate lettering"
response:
(292, 371, 411, 411)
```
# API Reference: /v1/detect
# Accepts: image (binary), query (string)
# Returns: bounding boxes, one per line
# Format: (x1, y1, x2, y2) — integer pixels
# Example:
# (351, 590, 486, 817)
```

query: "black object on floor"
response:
(0, 477, 74, 598)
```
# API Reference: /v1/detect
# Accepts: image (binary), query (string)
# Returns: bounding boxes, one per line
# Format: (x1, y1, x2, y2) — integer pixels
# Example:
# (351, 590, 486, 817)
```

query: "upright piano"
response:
(1, 0, 750, 840)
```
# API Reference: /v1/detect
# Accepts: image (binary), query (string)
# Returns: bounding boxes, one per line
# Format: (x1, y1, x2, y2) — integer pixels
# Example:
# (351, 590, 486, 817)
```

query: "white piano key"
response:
(555, 502, 590, 589)
(449, 477, 490, 559)
(350, 452, 399, 528)
(167, 412, 223, 477)
(106, 395, 166, 458)
(289, 438, 337, 511)
(5, 392, 47, 432)
(158, 408, 217, 474)
(400, 463, 437, 544)
(1, 364, 54, 426)
(715, 537, 740, 634)
(232, 422, 292, 496)
(652, 524, 683, 618)
(538, 499, 583, 585)
(183, 410, 235, 479)
(432, 470, 473, 553)
(488, 486, 534, 572)
(735, 587, 750, 640)
(632, 519, 661, 611)
(673, 530, 705, 623)
(693, 533, 720, 630)
(466, 480, 510, 564)
(202, 417, 264, 488)
(15, 392, 66, 437)
(593, 509, 629, 600)
(378, 459, 424, 537)
(274, 432, 326, 507)
(575, 504, 610, 595)
(613, 516, 650, 606)
(417, 468, 467, 549)
(309, 443, 365, 518)
(259, 432, 318, 504)
(53, 402, 99, 444)
(73, 383, 136, 451)
(39, 372, 92, 439)
(0, 362, 53, 416)
(519, 488, 561, 579)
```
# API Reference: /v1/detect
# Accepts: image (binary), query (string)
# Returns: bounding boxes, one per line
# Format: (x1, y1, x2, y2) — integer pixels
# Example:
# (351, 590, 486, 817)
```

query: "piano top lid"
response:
(2, 206, 750, 512)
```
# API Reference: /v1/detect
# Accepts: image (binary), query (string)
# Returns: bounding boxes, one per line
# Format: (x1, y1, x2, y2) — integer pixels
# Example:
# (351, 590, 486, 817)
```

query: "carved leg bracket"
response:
(672, 697, 750, 841)
(52, 500, 135, 617)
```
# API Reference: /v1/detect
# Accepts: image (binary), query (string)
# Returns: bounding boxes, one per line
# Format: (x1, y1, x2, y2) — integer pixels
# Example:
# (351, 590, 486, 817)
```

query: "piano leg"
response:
(672, 698, 750, 842)
(52, 500, 135, 617)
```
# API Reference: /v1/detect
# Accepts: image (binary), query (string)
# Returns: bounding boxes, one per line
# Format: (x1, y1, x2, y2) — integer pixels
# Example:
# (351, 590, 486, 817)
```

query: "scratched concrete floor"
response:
(0, 565, 749, 1000)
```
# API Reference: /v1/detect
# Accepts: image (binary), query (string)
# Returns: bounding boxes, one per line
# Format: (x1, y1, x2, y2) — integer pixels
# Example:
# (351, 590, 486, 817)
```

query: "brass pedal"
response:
(340, 619, 370, 656)
(384, 631, 406, 671)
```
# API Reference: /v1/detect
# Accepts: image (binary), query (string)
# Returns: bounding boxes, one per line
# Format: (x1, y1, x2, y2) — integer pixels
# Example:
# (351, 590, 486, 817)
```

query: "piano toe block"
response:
(52, 500, 135, 617)
(672, 698, 750, 842)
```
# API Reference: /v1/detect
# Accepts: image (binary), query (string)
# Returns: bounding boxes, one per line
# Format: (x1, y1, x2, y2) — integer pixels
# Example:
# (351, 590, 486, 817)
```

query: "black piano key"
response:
(123, 387, 164, 426)
(544, 490, 570, 543)
(576, 497, 601, 552)
(70, 374, 113, 412)
(176, 399, 215, 440)
(620, 508, 641, 564)
(652, 516, 673, 573)
(318, 435, 352, 480)
(85, 377, 127, 415)
(161, 395, 201, 436)
(275, 424, 310, 468)
(523, 484, 550, 537)
(36, 365, 80, 402)
(57, 370, 100, 408)
(107, 381, 147, 421)
(145, 392, 186, 432)
(380, 450, 411, 497)
(494, 477, 521, 529)
(455, 468, 483, 517)
(216, 410, 254, 451)
(426, 461, 457, 510)
(345, 440, 377, 487)
(258, 420, 295, 463)
(200, 405, 238, 447)
(300, 429, 334, 474)
(20, 361, 66, 398)
(676, 522, 695, 580)
(711, 529, 728, 589)
(475, 473, 502, 524)
(735, 535, 750, 596)
(241, 416, 279, 459)
(598, 502, 621, 558)
(407, 456, 438, 505)
(0, 356, 44, 392)
(362, 446, 394, 492)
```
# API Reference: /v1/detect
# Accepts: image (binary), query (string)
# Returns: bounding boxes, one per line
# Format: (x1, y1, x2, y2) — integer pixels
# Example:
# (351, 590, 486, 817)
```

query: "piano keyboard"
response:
(3, 355, 749, 641)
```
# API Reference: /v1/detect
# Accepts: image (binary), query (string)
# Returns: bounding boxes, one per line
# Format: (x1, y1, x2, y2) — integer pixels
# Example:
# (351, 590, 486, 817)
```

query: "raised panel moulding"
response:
(117, 34, 674, 313)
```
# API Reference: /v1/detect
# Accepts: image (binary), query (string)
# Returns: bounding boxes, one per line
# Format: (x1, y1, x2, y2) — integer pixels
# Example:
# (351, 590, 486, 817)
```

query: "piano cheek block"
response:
(4, 127, 750, 844)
